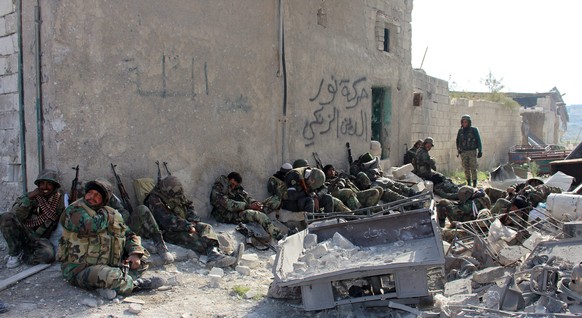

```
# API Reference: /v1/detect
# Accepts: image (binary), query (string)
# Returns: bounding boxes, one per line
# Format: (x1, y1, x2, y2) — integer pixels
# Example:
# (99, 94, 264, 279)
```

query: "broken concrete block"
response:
(498, 245, 530, 266)
(292, 262, 307, 273)
(332, 232, 356, 249)
(482, 285, 503, 309)
(472, 266, 511, 284)
(128, 303, 143, 314)
(307, 243, 328, 259)
(208, 274, 221, 288)
(240, 253, 261, 268)
(444, 278, 472, 296)
(209, 267, 224, 277)
(392, 164, 414, 179)
(411, 181, 426, 193)
(303, 233, 318, 249)
(446, 294, 479, 315)
(563, 221, 582, 238)
(244, 290, 258, 299)
(236, 265, 251, 276)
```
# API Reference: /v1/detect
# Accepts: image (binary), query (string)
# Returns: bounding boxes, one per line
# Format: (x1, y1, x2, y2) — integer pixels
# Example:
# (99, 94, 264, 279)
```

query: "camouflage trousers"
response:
(436, 200, 474, 223)
(434, 179, 460, 200)
(262, 195, 282, 214)
(62, 262, 147, 295)
(490, 198, 511, 215)
(0, 212, 55, 264)
(163, 221, 220, 255)
(212, 208, 281, 239)
(484, 187, 507, 205)
(132, 205, 164, 239)
(460, 150, 478, 182)
(334, 188, 381, 210)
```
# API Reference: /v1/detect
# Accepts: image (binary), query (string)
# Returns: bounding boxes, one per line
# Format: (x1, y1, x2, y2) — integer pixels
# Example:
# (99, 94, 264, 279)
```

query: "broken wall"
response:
(412, 70, 522, 174)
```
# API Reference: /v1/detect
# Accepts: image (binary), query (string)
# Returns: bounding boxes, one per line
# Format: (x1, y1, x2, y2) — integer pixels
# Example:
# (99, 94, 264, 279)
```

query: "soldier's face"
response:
(461, 119, 469, 127)
(85, 189, 103, 206)
(229, 179, 240, 189)
(425, 143, 433, 151)
(37, 180, 56, 198)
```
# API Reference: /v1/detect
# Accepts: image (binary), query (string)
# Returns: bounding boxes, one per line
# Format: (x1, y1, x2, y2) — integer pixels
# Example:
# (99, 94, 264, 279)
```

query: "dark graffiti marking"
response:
(126, 54, 209, 98)
(304, 75, 369, 146)
(309, 75, 369, 108)
(221, 94, 251, 113)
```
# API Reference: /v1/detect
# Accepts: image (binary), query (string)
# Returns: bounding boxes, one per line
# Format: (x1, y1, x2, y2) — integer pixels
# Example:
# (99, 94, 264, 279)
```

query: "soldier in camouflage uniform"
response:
(262, 163, 293, 213)
(403, 139, 423, 165)
(323, 165, 382, 210)
(75, 179, 174, 264)
(58, 178, 165, 299)
(0, 169, 65, 268)
(143, 175, 237, 268)
(436, 186, 491, 227)
(282, 167, 331, 212)
(413, 137, 446, 185)
(210, 172, 283, 240)
(456, 115, 483, 187)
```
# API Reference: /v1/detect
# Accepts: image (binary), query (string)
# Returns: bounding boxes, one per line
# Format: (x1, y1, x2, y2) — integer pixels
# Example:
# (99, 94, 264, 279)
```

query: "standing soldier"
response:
(1, 169, 65, 268)
(58, 178, 165, 299)
(456, 114, 483, 187)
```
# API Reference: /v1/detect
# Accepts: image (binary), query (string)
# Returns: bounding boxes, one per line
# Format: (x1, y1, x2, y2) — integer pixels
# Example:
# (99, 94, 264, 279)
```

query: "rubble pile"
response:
(438, 205, 582, 317)
(284, 232, 437, 280)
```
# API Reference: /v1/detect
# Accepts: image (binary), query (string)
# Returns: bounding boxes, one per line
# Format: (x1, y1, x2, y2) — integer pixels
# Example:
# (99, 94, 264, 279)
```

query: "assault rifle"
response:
(69, 165, 80, 202)
(110, 163, 134, 215)
(346, 142, 353, 165)
(312, 152, 323, 170)
(163, 161, 171, 175)
(155, 160, 162, 185)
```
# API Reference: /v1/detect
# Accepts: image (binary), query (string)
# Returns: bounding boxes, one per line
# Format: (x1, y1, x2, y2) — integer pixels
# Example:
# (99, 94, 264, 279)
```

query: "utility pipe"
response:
(16, 0, 27, 193)
(34, 3, 44, 170)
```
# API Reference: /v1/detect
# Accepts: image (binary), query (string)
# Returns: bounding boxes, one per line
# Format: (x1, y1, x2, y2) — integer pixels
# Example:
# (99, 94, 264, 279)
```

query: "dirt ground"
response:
(0, 222, 439, 318)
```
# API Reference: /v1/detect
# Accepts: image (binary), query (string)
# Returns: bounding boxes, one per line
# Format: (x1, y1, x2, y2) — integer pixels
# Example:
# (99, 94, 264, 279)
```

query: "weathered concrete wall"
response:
(0, 0, 20, 211)
(412, 70, 522, 174)
(5, 0, 414, 217)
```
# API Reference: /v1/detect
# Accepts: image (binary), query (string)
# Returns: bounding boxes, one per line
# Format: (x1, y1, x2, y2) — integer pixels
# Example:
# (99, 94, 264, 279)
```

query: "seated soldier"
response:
(74, 179, 174, 264)
(412, 137, 446, 185)
(436, 186, 491, 227)
(262, 163, 293, 214)
(143, 176, 238, 268)
(281, 166, 330, 213)
(58, 178, 165, 299)
(0, 169, 65, 268)
(403, 139, 423, 165)
(210, 171, 283, 240)
(323, 164, 382, 210)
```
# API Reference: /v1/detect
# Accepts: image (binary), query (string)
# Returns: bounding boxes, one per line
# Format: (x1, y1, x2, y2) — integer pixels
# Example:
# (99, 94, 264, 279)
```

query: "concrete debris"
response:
(444, 278, 472, 296)
(128, 303, 143, 314)
(235, 265, 251, 276)
(472, 266, 512, 285)
(239, 253, 261, 269)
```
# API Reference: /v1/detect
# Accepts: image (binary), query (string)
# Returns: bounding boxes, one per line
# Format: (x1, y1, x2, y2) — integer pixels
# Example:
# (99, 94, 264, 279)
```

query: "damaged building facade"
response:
(0, 0, 418, 213)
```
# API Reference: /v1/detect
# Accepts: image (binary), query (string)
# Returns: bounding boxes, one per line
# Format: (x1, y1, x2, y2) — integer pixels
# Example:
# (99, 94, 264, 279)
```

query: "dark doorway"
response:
(371, 87, 392, 159)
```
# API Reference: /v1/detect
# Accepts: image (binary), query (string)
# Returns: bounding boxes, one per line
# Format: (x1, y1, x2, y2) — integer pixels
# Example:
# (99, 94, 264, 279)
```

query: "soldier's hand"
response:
(28, 188, 41, 199)
(188, 225, 197, 234)
(477, 152, 483, 158)
(126, 253, 141, 270)
(249, 202, 263, 211)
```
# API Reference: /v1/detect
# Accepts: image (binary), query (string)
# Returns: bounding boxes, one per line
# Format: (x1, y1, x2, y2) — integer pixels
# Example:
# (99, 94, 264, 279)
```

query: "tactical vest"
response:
(458, 127, 479, 151)
(58, 202, 126, 266)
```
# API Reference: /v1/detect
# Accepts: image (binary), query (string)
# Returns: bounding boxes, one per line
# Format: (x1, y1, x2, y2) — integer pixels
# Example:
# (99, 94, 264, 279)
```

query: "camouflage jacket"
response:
(267, 175, 288, 200)
(413, 148, 436, 179)
(523, 184, 562, 207)
(145, 190, 201, 233)
(58, 199, 144, 279)
(10, 189, 65, 239)
(210, 175, 256, 217)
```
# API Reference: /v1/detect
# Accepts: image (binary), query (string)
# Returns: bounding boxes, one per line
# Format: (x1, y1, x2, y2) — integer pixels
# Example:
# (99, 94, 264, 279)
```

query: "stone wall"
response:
(0, 0, 20, 211)
(412, 70, 522, 174)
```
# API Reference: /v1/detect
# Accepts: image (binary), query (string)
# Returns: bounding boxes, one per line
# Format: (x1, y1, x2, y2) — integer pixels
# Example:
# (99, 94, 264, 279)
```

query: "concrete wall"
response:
(0, 0, 20, 211)
(412, 70, 522, 174)
(2, 0, 414, 217)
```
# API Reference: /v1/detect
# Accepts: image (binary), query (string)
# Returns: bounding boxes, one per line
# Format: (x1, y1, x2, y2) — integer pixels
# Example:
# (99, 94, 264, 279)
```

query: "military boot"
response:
(473, 180, 477, 188)
(153, 234, 174, 264)
(133, 276, 167, 292)
(206, 246, 237, 268)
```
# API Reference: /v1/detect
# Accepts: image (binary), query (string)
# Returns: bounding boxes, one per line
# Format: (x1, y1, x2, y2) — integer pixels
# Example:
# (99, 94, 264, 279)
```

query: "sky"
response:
(411, 0, 582, 105)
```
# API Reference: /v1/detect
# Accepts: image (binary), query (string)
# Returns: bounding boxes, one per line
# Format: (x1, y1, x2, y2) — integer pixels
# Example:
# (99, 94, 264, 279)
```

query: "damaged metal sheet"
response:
(272, 209, 444, 311)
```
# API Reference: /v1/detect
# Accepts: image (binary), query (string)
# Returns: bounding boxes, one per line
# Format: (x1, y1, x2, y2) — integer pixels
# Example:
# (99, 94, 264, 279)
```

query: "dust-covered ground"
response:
(0, 222, 442, 318)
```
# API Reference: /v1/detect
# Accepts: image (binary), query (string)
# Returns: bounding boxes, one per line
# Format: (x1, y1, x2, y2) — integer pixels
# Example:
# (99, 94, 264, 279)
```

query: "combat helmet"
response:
(457, 186, 474, 204)
(85, 178, 113, 204)
(424, 137, 434, 147)
(34, 169, 61, 188)
(461, 114, 472, 125)
(525, 177, 544, 187)
(159, 175, 185, 197)
(308, 168, 325, 189)
(293, 159, 309, 169)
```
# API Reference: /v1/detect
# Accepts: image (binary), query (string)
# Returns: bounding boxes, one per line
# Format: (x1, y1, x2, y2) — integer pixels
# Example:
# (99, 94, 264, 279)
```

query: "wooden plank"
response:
(0, 263, 51, 291)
